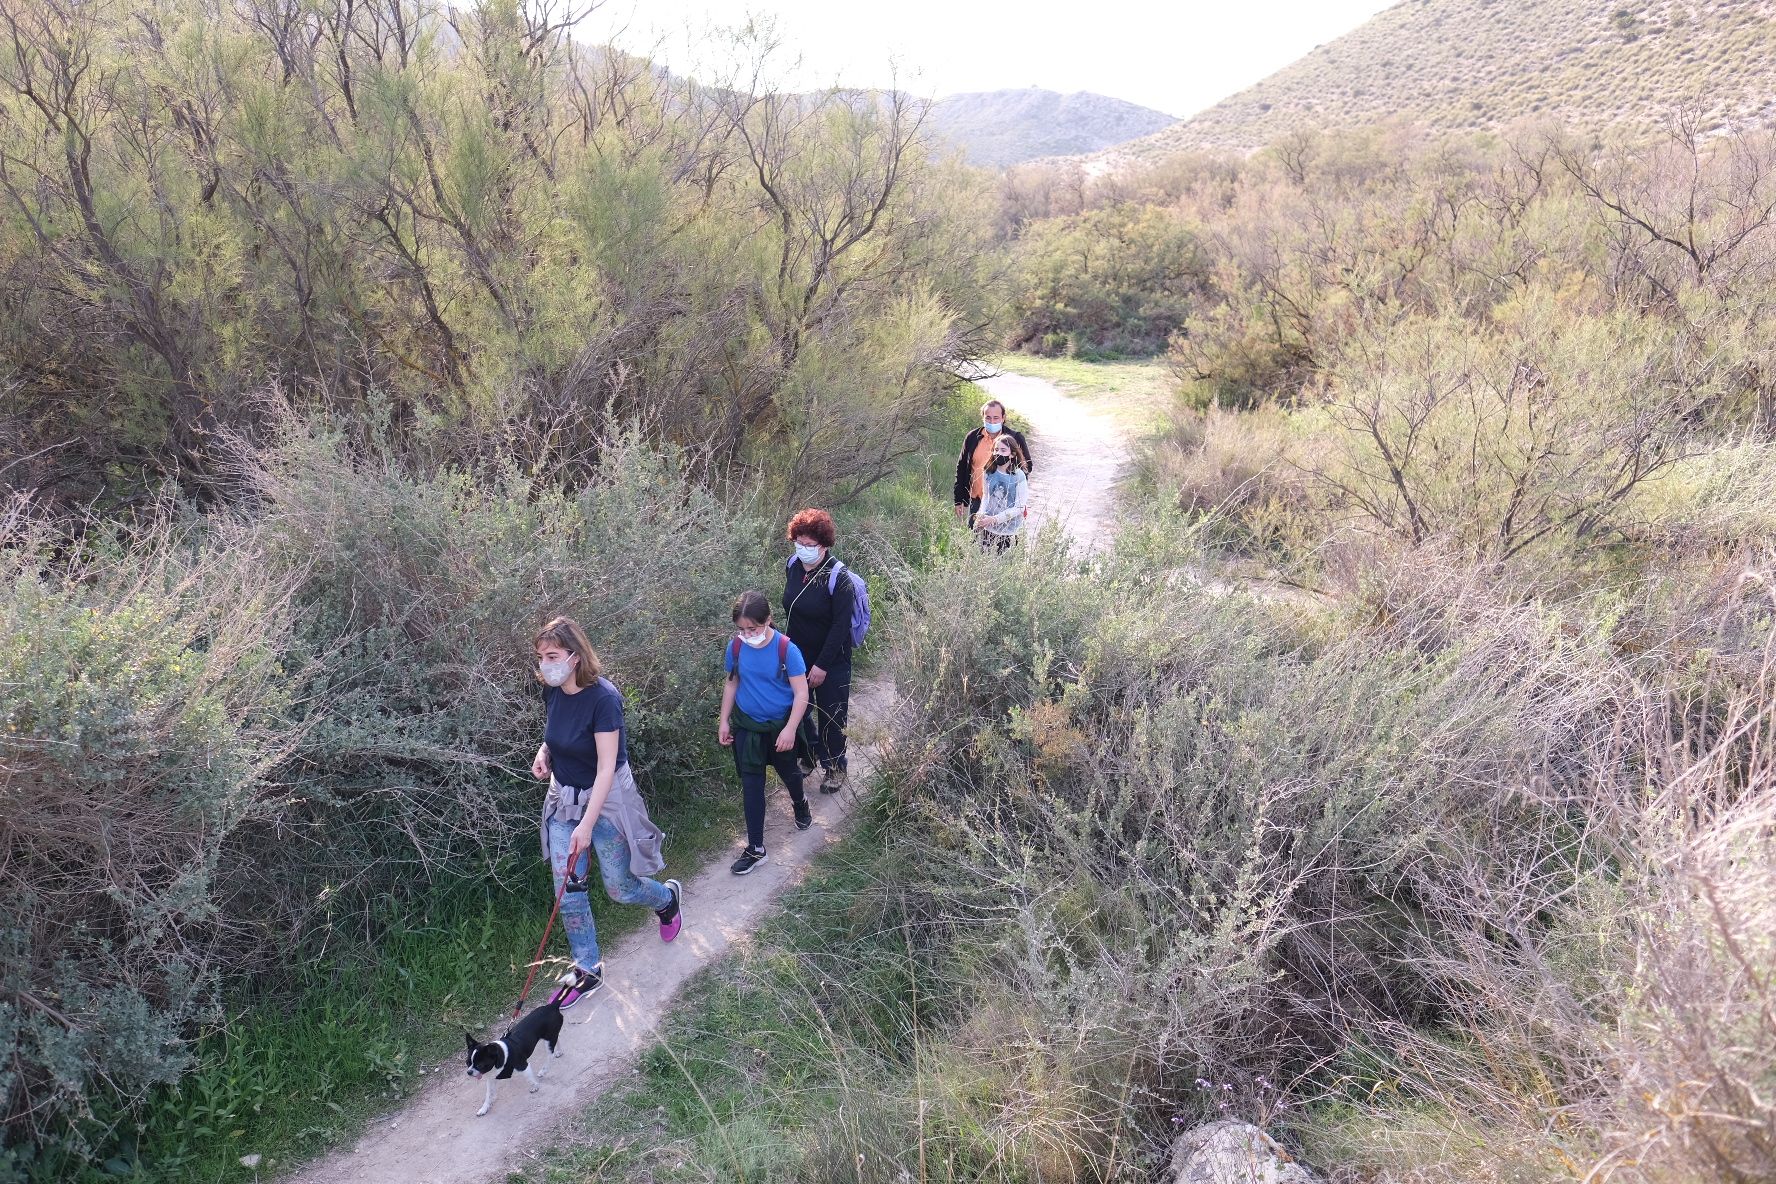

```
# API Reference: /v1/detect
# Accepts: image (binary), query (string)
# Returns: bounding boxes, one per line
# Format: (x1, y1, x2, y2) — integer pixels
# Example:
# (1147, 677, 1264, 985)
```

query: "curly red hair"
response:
(785, 508, 836, 548)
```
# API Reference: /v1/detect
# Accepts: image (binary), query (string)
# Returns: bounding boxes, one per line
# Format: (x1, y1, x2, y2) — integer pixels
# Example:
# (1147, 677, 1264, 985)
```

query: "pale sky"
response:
(582, 0, 1394, 119)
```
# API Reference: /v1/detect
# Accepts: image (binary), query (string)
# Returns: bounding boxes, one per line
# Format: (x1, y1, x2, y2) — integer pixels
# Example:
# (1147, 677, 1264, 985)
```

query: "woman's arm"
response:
(532, 742, 550, 780)
(778, 674, 810, 752)
(718, 671, 739, 746)
(813, 571, 854, 674)
(565, 730, 619, 865)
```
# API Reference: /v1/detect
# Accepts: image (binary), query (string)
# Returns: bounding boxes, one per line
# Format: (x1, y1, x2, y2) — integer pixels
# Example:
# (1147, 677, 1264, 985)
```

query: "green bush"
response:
(0, 428, 773, 1171)
(1, 513, 300, 1170)
(1006, 205, 1208, 357)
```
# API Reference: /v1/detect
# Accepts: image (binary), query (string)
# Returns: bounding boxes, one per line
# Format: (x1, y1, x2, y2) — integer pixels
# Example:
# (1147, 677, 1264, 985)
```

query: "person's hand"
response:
(775, 726, 796, 753)
(718, 717, 733, 746)
(565, 820, 593, 870)
(808, 665, 827, 688)
(532, 746, 550, 780)
(953, 503, 968, 521)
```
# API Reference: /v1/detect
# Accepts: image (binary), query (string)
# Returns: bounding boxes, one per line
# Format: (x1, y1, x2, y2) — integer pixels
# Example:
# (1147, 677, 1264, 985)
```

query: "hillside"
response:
(926, 88, 1176, 167)
(1108, 0, 1776, 160)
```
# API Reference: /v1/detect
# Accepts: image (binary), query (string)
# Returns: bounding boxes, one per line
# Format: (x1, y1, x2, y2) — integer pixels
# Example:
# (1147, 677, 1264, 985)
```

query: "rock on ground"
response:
(1170, 1121, 1320, 1184)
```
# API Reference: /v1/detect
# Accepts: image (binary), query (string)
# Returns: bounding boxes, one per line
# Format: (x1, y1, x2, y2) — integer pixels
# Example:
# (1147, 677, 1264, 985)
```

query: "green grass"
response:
(506, 801, 972, 1184)
(990, 354, 1177, 417)
(41, 777, 737, 1184)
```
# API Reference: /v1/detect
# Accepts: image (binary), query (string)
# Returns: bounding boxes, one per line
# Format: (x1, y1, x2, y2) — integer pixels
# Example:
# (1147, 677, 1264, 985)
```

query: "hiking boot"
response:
(730, 846, 768, 876)
(793, 799, 813, 830)
(550, 962, 603, 1010)
(819, 765, 849, 794)
(657, 879, 683, 943)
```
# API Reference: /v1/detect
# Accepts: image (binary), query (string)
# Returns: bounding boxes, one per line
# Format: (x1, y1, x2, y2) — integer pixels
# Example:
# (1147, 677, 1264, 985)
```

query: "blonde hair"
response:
(532, 616, 603, 686)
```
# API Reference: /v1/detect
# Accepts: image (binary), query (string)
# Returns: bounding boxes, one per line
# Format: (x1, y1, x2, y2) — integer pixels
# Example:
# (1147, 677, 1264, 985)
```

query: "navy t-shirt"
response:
(544, 677, 628, 788)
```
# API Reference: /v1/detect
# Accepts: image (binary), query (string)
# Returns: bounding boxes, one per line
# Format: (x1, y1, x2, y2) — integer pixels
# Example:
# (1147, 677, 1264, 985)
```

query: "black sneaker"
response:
(819, 765, 849, 794)
(793, 799, 812, 830)
(550, 962, 603, 1010)
(730, 846, 768, 875)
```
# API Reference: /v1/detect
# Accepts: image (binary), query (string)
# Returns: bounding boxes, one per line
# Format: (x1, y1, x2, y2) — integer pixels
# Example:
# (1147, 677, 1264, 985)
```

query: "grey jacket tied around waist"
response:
(541, 762, 666, 877)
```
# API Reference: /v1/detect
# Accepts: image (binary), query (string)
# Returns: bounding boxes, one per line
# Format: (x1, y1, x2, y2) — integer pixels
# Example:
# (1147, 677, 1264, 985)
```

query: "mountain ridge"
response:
(924, 87, 1177, 168)
(1099, 0, 1776, 163)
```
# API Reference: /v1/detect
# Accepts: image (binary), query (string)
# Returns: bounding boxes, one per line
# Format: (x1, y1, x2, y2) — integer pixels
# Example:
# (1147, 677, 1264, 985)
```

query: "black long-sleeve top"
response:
(783, 555, 855, 673)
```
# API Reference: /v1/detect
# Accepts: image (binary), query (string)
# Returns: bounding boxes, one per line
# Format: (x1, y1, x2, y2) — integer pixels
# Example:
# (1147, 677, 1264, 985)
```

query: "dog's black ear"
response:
(464, 1031, 477, 1052)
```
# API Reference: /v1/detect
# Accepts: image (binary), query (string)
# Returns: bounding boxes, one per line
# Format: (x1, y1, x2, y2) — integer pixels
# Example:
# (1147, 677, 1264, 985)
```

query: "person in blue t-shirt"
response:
(717, 590, 813, 875)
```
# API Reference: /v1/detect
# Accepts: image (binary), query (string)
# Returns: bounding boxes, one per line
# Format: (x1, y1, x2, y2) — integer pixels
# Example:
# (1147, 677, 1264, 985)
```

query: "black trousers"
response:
(965, 495, 981, 528)
(734, 743, 807, 850)
(800, 662, 852, 771)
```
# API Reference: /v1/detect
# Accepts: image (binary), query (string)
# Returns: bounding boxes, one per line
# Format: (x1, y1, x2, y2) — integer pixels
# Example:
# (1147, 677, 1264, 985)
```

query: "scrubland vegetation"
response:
(542, 123, 1776, 1181)
(7, 0, 1776, 1181)
(0, 0, 991, 1176)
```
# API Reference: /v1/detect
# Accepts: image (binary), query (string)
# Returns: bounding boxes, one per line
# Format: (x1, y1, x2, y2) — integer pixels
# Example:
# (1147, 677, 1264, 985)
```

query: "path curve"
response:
(278, 370, 1126, 1184)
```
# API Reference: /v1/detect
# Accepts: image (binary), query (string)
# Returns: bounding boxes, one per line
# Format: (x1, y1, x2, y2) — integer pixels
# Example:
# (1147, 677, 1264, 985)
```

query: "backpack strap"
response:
(732, 633, 791, 681)
(826, 558, 845, 594)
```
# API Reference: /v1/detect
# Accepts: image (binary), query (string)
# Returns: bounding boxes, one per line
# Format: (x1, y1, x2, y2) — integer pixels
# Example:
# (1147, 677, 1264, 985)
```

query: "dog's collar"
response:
(493, 1039, 509, 1068)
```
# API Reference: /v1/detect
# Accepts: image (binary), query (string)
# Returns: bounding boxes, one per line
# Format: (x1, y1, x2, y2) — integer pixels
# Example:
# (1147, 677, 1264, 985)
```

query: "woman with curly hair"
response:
(781, 508, 856, 793)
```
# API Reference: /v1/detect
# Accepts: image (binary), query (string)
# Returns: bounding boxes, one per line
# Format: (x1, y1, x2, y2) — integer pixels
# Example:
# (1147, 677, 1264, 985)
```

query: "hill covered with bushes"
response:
(1107, 0, 1776, 160)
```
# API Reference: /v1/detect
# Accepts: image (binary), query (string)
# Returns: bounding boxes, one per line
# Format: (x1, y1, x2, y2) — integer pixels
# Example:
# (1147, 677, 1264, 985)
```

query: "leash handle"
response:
(512, 872, 571, 1019)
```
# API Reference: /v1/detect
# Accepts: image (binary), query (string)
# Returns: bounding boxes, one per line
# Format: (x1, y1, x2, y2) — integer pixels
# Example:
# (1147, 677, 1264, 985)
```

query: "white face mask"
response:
(539, 656, 575, 687)
(794, 543, 823, 565)
(739, 629, 772, 649)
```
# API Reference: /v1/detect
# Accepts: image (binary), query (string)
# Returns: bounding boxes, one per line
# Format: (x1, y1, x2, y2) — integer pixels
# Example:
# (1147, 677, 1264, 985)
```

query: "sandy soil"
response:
(277, 370, 1126, 1184)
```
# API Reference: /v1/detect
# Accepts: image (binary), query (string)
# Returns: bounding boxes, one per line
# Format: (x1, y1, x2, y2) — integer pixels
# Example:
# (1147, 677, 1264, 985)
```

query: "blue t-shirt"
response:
(724, 631, 806, 722)
(544, 677, 628, 788)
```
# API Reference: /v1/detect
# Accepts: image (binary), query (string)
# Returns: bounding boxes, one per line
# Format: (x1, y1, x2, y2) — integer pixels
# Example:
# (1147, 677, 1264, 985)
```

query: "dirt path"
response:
(280, 370, 1128, 1184)
(970, 367, 1131, 551)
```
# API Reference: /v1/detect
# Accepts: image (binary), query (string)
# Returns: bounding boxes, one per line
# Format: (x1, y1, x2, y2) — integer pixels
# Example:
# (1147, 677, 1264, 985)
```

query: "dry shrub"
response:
(867, 533, 1776, 1181)
(1335, 579, 1776, 1183)
(1, 510, 306, 1151)
(1137, 403, 1316, 560)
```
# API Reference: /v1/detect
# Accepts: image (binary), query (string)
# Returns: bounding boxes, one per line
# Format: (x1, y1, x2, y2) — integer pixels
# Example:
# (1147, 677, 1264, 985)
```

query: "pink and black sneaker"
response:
(658, 879, 683, 943)
(548, 962, 602, 1010)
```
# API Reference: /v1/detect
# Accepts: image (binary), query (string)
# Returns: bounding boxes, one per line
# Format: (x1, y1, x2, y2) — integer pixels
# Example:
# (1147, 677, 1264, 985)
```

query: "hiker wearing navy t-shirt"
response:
(531, 616, 682, 1012)
(782, 508, 855, 794)
(718, 591, 813, 876)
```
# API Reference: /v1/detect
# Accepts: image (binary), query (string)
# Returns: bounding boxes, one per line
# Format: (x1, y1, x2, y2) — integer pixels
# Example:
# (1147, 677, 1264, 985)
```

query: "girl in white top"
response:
(975, 435, 1030, 549)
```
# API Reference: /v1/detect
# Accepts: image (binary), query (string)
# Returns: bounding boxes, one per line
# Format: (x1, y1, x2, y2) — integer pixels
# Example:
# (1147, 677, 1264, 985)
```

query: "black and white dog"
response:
(464, 997, 565, 1117)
